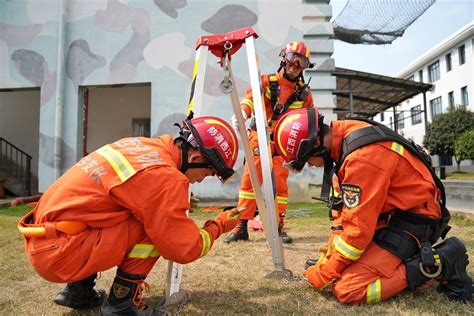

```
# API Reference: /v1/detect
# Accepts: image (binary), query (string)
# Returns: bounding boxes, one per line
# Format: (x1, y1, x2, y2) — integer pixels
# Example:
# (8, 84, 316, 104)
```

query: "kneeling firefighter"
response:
(273, 107, 473, 304)
(18, 114, 242, 315)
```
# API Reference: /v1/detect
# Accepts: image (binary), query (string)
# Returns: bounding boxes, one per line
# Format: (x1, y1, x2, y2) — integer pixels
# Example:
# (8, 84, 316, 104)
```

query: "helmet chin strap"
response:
(179, 143, 212, 173)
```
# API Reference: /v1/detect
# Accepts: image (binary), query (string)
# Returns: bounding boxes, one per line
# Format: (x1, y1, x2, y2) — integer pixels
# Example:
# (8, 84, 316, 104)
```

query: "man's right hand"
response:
(211, 208, 242, 236)
(231, 110, 249, 131)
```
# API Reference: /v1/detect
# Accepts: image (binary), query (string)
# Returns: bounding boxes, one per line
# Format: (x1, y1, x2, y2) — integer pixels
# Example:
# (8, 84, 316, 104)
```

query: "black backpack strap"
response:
(336, 118, 451, 238)
(269, 78, 310, 127)
(268, 73, 279, 111)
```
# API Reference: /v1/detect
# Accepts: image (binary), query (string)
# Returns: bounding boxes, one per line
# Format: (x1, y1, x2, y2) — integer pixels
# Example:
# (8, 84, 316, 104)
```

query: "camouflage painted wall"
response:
(0, 0, 334, 198)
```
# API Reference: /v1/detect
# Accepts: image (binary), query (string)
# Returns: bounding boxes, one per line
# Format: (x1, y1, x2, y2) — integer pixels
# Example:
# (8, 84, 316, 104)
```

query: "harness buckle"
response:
(273, 102, 285, 114)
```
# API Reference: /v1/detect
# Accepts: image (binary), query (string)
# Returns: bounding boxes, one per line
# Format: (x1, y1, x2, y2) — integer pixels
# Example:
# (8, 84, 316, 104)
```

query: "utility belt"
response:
(373, 210, 450, 267)
(18, 209, 88, 238)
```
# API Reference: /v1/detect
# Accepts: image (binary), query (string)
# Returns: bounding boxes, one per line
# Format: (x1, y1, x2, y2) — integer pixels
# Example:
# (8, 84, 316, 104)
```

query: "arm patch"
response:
(341, 184, 362, 209)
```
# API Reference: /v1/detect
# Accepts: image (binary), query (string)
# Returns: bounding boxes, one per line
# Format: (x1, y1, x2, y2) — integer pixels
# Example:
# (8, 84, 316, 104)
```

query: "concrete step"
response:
(442, 180, 474, 202)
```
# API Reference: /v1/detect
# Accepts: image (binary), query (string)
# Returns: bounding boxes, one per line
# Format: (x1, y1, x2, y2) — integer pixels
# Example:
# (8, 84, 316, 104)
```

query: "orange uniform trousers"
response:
(26, 216, 159, 283)
(331, 240, 407, 304)
(237, 154, 289, 223)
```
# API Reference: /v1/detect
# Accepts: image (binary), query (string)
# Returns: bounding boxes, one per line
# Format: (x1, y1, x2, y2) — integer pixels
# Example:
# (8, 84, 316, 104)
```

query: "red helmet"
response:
(274, 108, 320, 172)
(183, 116, 238, 183)
(280, 41, 313, 69)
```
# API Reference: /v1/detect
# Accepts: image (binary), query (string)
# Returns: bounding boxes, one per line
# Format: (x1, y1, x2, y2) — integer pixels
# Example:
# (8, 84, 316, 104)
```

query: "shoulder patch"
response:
(341, 184, 362, 209)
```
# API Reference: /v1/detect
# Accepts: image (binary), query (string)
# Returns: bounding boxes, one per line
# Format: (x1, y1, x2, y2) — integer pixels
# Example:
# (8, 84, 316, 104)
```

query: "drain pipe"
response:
(54, 0, 66, 180)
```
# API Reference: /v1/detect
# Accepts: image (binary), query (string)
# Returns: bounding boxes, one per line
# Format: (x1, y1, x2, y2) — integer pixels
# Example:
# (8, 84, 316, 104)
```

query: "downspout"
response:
(54, 0, 66, 179)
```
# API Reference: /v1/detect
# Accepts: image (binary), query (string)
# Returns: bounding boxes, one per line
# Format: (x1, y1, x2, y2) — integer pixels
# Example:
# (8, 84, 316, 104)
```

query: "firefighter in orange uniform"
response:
(19, 115, 241, 315)
(224, 41, 315, 244)
(273, 107, 473, 304)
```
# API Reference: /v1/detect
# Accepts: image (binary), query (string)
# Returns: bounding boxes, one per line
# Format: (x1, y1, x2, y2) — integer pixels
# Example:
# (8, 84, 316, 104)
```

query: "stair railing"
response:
(0, 137, 32, 196)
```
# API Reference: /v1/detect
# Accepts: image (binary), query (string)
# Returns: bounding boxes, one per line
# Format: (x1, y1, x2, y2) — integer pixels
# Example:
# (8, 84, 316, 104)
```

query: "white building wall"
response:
(374, 22, 474, 168)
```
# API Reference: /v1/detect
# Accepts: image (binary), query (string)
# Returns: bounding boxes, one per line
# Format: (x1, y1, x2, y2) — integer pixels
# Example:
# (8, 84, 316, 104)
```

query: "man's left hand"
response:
(304, 264, 335, 290)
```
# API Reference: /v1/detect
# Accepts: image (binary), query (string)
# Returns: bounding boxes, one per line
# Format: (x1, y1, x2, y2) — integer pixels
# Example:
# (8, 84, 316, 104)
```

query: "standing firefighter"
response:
(224, 41, 315, 244)
(18, 115, 241, 315)
(273, 107, 473, 304)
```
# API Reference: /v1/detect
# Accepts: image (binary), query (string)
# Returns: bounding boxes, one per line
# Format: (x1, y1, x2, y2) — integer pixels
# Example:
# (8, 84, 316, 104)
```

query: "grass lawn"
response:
(1, 203, 473, 315)
(447, 172, 474, 179)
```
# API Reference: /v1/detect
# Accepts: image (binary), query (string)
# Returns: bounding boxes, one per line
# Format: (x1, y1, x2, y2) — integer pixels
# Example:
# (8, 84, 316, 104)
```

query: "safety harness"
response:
(267, 74, 311, 128)
(325, 118, 451, 269)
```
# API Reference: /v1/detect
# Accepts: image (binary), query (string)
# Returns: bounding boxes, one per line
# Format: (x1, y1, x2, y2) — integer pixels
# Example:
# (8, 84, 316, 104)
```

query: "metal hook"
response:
(219, 44, 233, 93)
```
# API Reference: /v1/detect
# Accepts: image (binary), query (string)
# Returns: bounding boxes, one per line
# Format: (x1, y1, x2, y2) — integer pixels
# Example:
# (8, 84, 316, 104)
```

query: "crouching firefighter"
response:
(273, 107, 473, 304)
(18, 114, 242, 315)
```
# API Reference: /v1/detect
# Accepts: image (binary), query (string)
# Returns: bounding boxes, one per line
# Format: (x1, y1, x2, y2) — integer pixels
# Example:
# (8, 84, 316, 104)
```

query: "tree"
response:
(424, 106, 474, 171)
(455, 129, 474, 163)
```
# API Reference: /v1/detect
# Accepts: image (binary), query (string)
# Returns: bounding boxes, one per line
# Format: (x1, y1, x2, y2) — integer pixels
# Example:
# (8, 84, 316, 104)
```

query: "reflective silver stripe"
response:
(367, 279, 381, 304)
(199, 229, 212, 257)
(96, 145, 136, 182)
(127, 244, 160, 259)
(239, 190, 255, 200)
(390, 142, 404, 156)
(334, 235, 364, 260)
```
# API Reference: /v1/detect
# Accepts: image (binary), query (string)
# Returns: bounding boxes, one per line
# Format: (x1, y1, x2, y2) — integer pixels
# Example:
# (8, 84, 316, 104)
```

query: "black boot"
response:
(53, 273, 105, 309)
(304, 259, 318, 270)
(406, 237, 473, 302)
(100, 270, 158, 315)
(278, 217, 293, 244)
(279, 229, 293, 244)
(223, 220, 249, 243)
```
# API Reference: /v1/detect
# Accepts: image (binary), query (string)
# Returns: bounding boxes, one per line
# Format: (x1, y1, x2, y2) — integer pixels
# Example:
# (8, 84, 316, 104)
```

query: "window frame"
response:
(448, 91, 454, 108)
(430, 96, 443, 119)
(395, 111, 405, 130)
(458, 44, 466, 65)
(445, 53, 452, 72)
(428, 60, 440, 83)
(411, 105, 422, 125)
(461, 86, 469, 106)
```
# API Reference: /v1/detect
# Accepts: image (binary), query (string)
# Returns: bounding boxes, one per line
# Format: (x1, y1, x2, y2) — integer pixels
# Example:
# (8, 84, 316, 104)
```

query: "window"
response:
(430, 97, 442, 119)
(445, 53, 452, 72)
(380, 112, 384, 121)
(418, 69, 423, 83)
(448, 91, 454, 108)
(428, 61, 440, 82)
(461, 86, 469, 105)
(411, 105, 422, 125)
(132, 118, 151, 137)
(407, 75, 414, 81)
(395, 112, 404, 129)
(458, 44, 465, 65)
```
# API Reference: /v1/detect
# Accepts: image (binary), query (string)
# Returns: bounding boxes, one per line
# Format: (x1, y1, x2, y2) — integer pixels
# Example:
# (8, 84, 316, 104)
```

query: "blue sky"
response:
(331, 0, 474, 76)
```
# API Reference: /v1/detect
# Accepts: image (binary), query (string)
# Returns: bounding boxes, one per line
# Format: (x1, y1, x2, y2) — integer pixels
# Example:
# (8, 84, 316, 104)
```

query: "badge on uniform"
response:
(341, 184, 362, 209)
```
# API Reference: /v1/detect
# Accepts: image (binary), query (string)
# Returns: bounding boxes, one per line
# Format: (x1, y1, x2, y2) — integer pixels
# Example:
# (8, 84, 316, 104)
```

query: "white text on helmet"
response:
(286, 122, 302, 155)
(207, 127, 232, 159)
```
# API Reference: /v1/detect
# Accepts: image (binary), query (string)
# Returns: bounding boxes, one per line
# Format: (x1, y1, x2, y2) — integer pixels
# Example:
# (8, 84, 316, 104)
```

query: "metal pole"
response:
(349, 78, 354, 116)
(245, 37, 291, 278)
(393, 106, 397, 132)
(53, 0, 66, 179)
(423, 92, 428, 134)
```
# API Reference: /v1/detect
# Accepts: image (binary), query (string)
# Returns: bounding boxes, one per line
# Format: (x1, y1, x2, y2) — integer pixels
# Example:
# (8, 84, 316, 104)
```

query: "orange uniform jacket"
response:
(319, 120, 442, 303)
(238, 71, 314, 219)
(21, 135, 219, 283)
